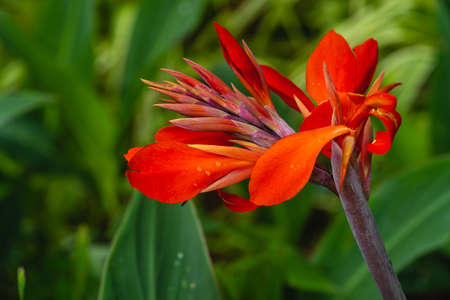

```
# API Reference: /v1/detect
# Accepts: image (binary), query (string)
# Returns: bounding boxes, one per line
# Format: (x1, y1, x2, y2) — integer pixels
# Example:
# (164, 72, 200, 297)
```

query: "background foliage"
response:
(0, 0, 449, 299)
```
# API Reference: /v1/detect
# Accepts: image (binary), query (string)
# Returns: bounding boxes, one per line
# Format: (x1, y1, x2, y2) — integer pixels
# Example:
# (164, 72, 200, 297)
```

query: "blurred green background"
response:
(0, 0, 449, 299)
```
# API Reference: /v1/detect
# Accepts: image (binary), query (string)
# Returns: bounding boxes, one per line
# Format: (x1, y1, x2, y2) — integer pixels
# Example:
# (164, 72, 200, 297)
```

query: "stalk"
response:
(331, 143, 406, 300)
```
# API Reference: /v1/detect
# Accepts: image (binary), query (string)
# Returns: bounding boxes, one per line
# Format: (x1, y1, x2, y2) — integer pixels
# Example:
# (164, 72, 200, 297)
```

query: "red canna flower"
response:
(125, 24, 401, 212)
(262, 30, 401, 191)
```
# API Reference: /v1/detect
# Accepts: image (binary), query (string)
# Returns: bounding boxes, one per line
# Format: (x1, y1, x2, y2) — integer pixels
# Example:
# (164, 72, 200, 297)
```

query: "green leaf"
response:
(0, 12, 115, 152)
(0, 119, 55, 167)
(17, 267, 25, 300)
(380, 45, 435, 112)
(314, 155, 450, 299)
(431, 0, 450, 154)
(0, 12, 119, 214)
(0, 92, 52, 127)
(98, 192, 220, 300)
(119, 0, 206, 121)
(35, 0, 95, 82)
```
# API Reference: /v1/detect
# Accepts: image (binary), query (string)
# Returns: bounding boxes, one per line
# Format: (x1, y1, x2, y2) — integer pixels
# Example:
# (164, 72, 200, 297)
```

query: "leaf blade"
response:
(98, 192, 220, 300)
(119, 0, 207, 121)
(0, 92, 52, 127)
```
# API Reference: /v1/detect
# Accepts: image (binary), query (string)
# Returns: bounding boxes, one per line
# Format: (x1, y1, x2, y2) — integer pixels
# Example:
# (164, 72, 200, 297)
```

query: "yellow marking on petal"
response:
(229, 140, 267, 154)
(201, 167, 253, 193)
(367, 71, 385, 97)
(339, 134, 356, 190)
(294, 95, 311, 118)
(189, 144, 260, 162)
(323, 63, 343, 124)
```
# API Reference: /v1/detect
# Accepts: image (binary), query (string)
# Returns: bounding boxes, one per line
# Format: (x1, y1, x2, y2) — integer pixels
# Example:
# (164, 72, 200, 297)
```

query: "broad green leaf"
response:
(380, 45, 435, 112)
(0, 119, 55, 167)
(431, 0, 450, 154)
(119, 0, 206, 122)
(0, 12, 118, 213)
(314, 155, 450, 299)
(0, 92, 52, 127)
(35, 0, 95, 82)
(0, 13, 114, 151)
(98, 192, 220, 300)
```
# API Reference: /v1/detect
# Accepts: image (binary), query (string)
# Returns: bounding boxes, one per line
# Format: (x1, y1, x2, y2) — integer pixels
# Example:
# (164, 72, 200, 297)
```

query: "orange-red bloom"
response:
(262, 30, 401, 188)
(125, 24, 401, 212)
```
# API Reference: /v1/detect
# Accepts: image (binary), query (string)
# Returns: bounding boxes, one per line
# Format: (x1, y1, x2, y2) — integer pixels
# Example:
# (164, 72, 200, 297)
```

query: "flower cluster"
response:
(125, 23, 401, 212)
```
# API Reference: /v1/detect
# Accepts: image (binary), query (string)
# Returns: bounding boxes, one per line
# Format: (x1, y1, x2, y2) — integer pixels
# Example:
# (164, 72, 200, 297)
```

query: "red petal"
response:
(299, 101, 333, 157)
(300, 101, 333, 131)
(366, 93, 397, 111)
(124, 147, 143, 162)
(161, 68, 204, 88)
(339, 92, 364, 123)
(366, 131, 391, 155)
(347, 93, 398, 129)
(126, 141, 252, 203)
(261, 65, 314, 112)
(214, 22, 271, 106)
(218, 190, 259, 212)
(378, 82, 401, 94)
(366, 110, 401, 155)
(184, 58, 233, 95)
(353, 39, 378, 94)
(155, 125, 233, 146)
(249, 126, 351, 206)
(306, 30, 357, 104)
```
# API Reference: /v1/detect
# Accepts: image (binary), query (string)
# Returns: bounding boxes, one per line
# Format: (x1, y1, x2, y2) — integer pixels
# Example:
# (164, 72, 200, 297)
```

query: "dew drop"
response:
(196, 166, 202, 172)
(189, 282, 196, 289)
(204, 170, 211, 176)
(193, 183, 198, 187)
(215, 161, 222, 167)
(290, 164, 295, 169)
(177, 252, 184, 259)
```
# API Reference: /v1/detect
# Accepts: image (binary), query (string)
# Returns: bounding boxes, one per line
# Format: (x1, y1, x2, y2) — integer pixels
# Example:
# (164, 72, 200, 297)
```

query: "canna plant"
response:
(125, 23, 405, 299)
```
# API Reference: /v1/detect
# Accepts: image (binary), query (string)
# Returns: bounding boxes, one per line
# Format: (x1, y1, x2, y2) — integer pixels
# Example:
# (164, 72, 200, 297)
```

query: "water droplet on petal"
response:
(290, 164, 295, 169)
(193, 183, 198, 187)
(196, 166, 202, 172)
(215, 161, 222, 167)
(204, 170, 211, 176)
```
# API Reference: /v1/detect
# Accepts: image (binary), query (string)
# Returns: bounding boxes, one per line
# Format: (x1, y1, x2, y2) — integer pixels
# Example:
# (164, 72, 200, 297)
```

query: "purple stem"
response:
(331, 143, 406, 300)
(310, 165, 338, 196)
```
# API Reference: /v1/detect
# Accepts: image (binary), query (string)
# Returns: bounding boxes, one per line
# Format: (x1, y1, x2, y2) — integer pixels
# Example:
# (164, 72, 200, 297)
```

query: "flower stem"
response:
(331, 143, 406, 300)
